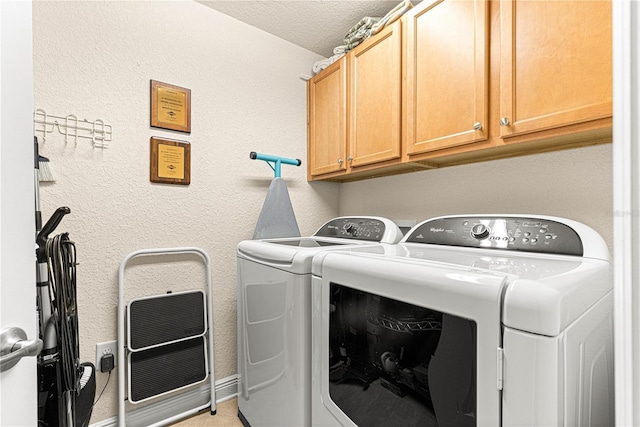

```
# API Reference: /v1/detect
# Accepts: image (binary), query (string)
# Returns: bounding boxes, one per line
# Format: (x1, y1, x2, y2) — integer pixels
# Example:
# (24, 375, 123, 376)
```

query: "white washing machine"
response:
(311, 215, 613, 427)
(236, 216, 403, 427)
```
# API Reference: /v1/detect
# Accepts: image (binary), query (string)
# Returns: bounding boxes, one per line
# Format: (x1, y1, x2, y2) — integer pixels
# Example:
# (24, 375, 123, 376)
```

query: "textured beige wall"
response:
(32, 1, 338, 423)
(339, 144, 613, 252)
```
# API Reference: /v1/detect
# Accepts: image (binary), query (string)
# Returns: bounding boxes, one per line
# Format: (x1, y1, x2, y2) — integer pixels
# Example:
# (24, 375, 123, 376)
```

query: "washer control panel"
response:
(315, 217, 387, 242)
(405, 216, 584, 256)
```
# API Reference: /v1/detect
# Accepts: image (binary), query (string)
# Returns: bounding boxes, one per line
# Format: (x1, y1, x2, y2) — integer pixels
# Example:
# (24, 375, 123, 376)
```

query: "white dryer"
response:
(311, 215, 613, 427)
(236, 216, 403, 427)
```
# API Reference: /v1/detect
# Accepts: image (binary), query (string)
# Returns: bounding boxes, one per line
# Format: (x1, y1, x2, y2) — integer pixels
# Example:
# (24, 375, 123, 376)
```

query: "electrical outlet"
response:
(96, 340, 117, 369)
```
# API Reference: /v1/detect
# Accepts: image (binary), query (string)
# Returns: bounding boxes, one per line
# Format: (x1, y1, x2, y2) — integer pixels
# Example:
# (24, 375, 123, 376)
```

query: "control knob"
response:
(471, 223, 490, 240)
(345, 223, 357, 235)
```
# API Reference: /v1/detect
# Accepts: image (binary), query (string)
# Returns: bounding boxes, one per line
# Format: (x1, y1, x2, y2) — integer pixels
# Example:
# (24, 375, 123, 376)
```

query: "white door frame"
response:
(613, 1, 640, 425)
(0, 0, 38, 426)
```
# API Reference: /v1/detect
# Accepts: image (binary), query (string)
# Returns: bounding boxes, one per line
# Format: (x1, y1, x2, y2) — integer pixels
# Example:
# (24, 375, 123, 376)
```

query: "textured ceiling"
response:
(197, 1, 411, 58)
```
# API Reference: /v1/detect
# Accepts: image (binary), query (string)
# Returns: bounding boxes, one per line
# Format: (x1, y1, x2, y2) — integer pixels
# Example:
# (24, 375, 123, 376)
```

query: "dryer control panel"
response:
(314, 217, 387, 242)
(405, 216, 584, 256)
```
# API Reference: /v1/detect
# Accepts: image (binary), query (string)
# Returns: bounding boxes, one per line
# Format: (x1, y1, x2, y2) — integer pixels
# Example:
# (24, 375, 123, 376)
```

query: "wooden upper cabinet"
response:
(349, 20, 402, 168)
(404, 0, 489, 156)
(306, 0, 612, 182)
(499, 0, 612, 138)
(307, 58, 348, 178)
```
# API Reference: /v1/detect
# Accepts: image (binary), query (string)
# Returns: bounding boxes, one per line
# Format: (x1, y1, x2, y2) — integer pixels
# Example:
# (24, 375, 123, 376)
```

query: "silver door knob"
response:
(473, 122, 483, 131)
(500, 117, 510, 126)
(337, 158, 343, 164)
(0, 327, 43, 372)
(347, 156, 353, 161)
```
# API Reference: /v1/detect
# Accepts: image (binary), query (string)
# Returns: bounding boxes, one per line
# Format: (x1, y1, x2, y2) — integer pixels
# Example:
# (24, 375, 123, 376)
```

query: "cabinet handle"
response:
(338, 158, 343, 164)
(473, 122, 483, 131)
(347, 156, 353, 161)
(500, 117, 510, 127)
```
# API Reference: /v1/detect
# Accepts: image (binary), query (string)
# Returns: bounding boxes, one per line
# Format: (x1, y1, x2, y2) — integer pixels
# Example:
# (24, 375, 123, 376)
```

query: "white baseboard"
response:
(213, 374, 240, 403)
(90, 374, 239, 427)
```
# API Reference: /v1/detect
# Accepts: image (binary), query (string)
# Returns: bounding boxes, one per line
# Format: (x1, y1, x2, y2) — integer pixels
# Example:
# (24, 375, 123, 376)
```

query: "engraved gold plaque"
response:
(150, 137, 190, 185)
(150, 80, 191, 133)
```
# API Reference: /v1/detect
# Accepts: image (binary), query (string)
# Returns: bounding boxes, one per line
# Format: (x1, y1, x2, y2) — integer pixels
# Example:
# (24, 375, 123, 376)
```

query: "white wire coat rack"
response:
(33, 108, 112, 148)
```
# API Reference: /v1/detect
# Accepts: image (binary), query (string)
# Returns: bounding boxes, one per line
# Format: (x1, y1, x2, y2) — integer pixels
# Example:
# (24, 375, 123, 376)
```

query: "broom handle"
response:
(250, 152, 301, 178)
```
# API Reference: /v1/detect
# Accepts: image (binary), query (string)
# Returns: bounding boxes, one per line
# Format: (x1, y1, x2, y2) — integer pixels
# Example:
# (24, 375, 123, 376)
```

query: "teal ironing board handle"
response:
(250, 152, 302, 178)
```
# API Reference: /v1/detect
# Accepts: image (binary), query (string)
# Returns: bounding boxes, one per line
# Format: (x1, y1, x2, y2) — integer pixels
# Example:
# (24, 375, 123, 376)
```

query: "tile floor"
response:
(171, 398, 243, 426)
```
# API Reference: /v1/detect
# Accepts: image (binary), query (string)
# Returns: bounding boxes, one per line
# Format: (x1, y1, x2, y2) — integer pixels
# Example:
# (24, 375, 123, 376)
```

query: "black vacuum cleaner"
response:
(34, 137, 95, 427)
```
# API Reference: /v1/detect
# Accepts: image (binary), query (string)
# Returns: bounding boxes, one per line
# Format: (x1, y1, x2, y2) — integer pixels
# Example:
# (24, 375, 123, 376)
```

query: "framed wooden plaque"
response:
(150, 137, 191, 185)
(150, 80, 191, 133)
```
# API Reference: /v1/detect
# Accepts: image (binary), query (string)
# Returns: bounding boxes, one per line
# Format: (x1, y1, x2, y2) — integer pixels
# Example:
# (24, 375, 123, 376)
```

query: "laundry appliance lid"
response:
(400, 214, 612, 336)
(316, 249, 509, 327)
(237, 216, 402, 274)
(398, 244, 611, 336)
(313, 214, 612, 337)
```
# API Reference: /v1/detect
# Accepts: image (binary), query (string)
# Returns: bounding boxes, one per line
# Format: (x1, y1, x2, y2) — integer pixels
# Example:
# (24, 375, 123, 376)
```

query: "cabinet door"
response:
(404, 0, 488, 156)
(499, 0, 612, 137)
(308, 58, 347, 177)
(349, 20, 402, 168)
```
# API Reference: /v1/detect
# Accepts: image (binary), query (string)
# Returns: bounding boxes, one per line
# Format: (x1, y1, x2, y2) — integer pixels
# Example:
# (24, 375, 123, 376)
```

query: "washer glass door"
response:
(328, 283, 476, 427)
(313, 253, 506, 427)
